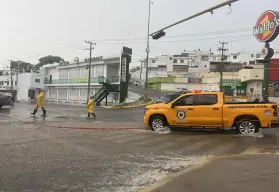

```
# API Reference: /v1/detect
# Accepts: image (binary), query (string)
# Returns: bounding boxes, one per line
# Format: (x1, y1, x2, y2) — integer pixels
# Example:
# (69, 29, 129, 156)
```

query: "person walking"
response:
(87, 96, 96, 118)
(30, 89, 46, 117)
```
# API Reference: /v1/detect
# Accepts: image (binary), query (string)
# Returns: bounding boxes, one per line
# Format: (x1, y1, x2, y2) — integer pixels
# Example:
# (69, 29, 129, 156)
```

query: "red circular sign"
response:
(254, 10, 279, 42)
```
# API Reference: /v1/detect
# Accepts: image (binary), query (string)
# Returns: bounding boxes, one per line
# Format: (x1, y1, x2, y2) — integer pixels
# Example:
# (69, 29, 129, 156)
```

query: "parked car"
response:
(0, 93, 12, 108)
(176, 88, 188, 93)
(155, 93, 180, 103)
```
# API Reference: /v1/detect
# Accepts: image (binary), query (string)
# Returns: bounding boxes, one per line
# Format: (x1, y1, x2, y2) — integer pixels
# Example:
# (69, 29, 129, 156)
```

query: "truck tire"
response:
(149, 115, 166, 131)
(236, 118, 259, 134)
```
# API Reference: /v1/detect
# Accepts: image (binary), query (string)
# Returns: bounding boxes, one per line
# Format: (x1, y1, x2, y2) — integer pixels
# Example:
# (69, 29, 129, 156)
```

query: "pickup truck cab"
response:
(144, 92, 278, 134)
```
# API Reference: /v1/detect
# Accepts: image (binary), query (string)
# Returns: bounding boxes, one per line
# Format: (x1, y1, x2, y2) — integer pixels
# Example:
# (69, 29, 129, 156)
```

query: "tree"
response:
(36, 55, 64, 68)
(10, 61, 34, 72)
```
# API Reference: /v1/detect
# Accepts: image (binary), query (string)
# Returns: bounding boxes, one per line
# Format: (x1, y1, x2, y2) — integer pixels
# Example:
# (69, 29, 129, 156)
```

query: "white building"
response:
(0, 68, 45, 101)
(42, 56, 121, 104)
(16, 70, 45, 101)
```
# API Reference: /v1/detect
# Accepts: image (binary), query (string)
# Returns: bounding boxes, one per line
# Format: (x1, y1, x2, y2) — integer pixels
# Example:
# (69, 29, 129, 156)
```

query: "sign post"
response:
(253, 10, 279, 102)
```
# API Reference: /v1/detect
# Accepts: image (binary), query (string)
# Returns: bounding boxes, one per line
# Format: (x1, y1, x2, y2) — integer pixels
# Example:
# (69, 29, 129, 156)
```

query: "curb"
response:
(103, 99, 154, 109)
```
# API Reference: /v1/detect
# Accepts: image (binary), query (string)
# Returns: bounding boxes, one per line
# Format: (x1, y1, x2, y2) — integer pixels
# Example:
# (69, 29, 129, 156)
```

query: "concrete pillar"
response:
(66, 89, 69, 101)
(104, 64, 107, 79)
(56, 88, 59, 102)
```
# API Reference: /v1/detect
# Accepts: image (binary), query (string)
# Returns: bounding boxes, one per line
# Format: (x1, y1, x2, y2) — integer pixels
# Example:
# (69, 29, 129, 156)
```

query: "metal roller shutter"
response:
(79, 89, 87, 101)
(49, 88, 57, 99)
(68, 89, 79, 101)
(58, 89, 67, 100)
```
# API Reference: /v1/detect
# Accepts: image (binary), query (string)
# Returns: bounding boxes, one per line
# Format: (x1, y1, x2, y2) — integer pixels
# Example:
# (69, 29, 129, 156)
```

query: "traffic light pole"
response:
(145, 0, 152, 92)
(263, 42, 270, 102)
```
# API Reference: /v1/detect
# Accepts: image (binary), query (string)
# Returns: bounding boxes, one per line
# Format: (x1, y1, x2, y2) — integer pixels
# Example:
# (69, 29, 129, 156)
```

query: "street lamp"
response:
(145, 0, 153, 92)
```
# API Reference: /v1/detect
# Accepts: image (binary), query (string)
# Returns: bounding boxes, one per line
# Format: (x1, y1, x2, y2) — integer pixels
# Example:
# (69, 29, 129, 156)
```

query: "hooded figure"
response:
(30, 89, 46, 117)
(87, 96, 96, 118)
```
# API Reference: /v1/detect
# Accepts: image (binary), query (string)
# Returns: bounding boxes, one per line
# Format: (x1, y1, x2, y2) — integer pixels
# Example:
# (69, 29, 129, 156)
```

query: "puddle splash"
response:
(239, 132, 264, 138)
(154, 127, 171, 134)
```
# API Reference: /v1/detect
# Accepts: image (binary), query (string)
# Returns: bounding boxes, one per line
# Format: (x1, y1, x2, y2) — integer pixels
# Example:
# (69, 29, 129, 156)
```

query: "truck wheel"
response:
(149, 115, 166, 131)
(236, 119, 259, 134)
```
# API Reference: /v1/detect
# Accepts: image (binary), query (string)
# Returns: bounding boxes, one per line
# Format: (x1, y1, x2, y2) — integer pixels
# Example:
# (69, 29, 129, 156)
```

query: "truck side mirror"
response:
(171, 103, 175, 108)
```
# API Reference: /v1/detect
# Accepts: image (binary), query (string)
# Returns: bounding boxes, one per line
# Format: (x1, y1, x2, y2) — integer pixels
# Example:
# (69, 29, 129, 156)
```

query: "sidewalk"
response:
(142, 154, 279, 192)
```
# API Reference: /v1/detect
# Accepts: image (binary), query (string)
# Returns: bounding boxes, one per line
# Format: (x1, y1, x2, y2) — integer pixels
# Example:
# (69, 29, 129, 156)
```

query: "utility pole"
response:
(145, 0, 153, 92)
(10, 61, 13, 95)
(218, 41, 228, 92)
(139, 60, 144, 83)
(84, 41, 96, 102)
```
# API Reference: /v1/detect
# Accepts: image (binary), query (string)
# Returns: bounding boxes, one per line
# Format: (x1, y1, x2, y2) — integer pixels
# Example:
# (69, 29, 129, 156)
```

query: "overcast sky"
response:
(0, 0, 278, 67)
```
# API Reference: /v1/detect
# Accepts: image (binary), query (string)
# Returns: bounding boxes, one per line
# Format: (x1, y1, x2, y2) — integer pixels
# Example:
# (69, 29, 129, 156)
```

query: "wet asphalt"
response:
(0, 102, 145, 123)
(0, 102, 279, 191)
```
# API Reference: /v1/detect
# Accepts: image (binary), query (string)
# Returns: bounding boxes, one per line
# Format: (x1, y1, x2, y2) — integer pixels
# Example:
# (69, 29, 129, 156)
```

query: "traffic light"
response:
(152, 31, 166, 40)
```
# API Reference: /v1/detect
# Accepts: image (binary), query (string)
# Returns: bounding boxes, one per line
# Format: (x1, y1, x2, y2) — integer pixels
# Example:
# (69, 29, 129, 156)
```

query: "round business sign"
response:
(176, 109, 186, 120)
(254, 10, 279, 42)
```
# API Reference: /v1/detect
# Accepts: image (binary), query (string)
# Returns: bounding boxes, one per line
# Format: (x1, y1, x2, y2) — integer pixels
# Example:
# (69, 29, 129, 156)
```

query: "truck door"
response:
(169, 95, 196, 126)
(192, 94, 223, 127)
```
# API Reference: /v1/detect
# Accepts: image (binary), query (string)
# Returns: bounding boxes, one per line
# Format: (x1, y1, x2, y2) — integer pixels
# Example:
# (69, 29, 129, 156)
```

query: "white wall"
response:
(17, 73, 32, 101)
(246, 81, 263, 96)
(160, 83, 219, 92)
(30, 71, 45, 89)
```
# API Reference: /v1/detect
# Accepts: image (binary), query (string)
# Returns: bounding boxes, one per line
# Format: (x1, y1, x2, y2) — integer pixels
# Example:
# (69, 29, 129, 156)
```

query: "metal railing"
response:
(44, 76, 119, 85)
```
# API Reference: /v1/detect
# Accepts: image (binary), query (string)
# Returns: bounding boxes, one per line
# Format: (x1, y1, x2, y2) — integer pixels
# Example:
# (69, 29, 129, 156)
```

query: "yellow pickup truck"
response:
(144, 92, 279, 134)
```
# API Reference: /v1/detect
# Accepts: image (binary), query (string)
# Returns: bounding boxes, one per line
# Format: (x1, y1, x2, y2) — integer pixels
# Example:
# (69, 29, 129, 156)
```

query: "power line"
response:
(98, 34, 252, 45)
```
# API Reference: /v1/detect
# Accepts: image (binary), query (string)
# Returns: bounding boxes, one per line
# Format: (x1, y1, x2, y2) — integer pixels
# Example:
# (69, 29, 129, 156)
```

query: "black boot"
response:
(31, 109, 38, 115)
(91, 113, 96, 118)
(41, 109, 46, 117)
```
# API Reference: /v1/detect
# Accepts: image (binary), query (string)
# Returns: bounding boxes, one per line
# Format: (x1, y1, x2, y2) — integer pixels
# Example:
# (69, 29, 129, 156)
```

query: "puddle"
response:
(239, 132, 264, 138)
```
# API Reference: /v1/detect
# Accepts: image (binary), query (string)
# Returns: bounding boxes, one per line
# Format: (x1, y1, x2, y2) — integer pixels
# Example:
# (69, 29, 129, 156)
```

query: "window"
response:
(169, 57, 172, 60)
(15, 81, 17, 86)
(35, 79, 40, 83)
(180, 60, 184, 63)
(173, 59, 177, 63)
(233, 55, 237, 59)
(6, 81, 9, 85)
(152, 60, 156, 63)
(249, 61, 256, 65)
(251, 54, 254, 57)
(256, 54, 260, 58)
(175, 95, 194, 106)
(0, 81, 3, 85)
(194, 94, 217, 105)
(173, 65, 188, 72)
(201, 55, 209, 61)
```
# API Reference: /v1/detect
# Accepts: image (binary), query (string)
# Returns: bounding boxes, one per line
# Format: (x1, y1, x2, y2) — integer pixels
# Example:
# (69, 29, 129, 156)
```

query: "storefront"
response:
(222, 79, 246, 96)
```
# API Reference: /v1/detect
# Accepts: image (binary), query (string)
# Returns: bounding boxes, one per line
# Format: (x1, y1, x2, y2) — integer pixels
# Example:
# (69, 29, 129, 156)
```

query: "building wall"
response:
(246, 81, 263, 96)
(160, 83, 219, 92)
(269, 59, 279, 81)
(239, 66, 264, 82)
(30, 71, 45, 89)
(17, 73, 32, 101)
